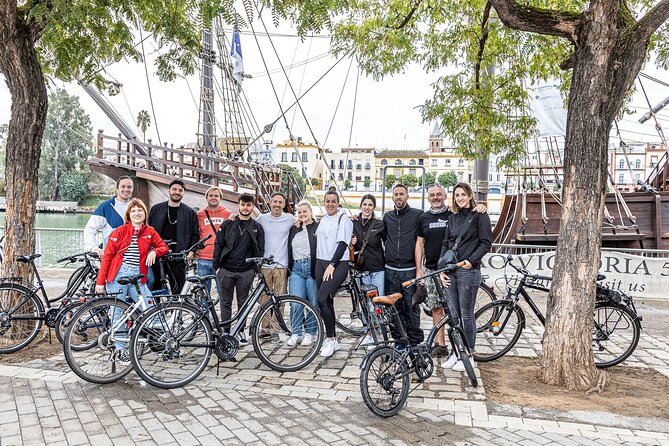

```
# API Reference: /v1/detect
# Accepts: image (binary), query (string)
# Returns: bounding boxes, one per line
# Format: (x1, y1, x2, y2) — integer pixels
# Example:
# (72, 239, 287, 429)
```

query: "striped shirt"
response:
(123, 232, 141, 267)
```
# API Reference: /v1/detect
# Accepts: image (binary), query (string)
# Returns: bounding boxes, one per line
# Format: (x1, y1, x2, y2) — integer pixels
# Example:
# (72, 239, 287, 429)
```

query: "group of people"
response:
(84, 176, 492, 368)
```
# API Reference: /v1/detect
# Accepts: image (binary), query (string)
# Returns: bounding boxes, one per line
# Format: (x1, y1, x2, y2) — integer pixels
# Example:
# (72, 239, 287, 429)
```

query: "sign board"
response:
(481, 251, 669, 299)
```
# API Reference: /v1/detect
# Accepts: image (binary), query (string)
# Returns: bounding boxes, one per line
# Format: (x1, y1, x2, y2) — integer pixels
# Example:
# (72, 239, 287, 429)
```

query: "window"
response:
(281, 152, 287, 162)
(302, 152, 308, 162)
(444, 159, 451, 165)
(635, 173, 641, 181)
(347, 172, 352, 180)
(489, 174, 493, 181)
(409, 159, 416, 166)
(338, 173, 344, 180)
(431, 159, 437, 166)
(418, 159, 424, 165)
(618, 173, 625, 184)
(395, 159, 402, 165)
(356, 164, 362, 170)
(330, 160, 335, 169)
(635, 159, 641, 169)
(381, 159, 388, 166)
(651, 156, 658, 167)
(365, 162, 371, 170)
(339, 160, 344, 169)
(291, 152, 297, 162)
(618, 159, 625, 169)
(347, 160, 353, 169)
(409, 169, 416, 176)
(458, 159, 464, 166)
(355, 175, 362, 181)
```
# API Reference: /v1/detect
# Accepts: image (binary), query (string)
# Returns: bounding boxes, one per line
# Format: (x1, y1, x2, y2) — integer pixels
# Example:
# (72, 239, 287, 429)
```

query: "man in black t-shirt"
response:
(148, 179, 199, 292)
(416, 184, 452, 357)
(213, 193, 265, 346)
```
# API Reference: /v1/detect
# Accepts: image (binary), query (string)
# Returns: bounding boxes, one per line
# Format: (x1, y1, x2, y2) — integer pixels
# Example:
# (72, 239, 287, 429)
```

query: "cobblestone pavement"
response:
(0, 271, 667, 445)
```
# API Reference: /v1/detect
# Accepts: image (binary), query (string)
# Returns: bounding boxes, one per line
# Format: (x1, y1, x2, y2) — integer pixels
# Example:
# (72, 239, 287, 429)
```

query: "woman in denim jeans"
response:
(286, 201, 319, 347)
(351, 194, 386, 345)
(439, 183, 492, 372)
(95, 199, 169, 364)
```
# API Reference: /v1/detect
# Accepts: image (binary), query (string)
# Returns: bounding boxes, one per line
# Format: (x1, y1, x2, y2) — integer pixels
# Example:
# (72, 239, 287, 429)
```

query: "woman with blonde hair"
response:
(286, 200, 320, 346)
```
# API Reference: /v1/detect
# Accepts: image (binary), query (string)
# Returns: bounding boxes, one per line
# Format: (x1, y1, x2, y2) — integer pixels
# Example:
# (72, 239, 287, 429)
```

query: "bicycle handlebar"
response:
(57, 251, 99, 264)
(401, 262, 463, 288)
(245, 256, 276, 266)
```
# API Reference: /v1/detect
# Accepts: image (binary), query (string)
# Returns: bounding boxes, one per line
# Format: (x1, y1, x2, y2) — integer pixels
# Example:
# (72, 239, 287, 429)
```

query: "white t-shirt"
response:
(316, 209, 353, 261)
(256, 212, 296, 269)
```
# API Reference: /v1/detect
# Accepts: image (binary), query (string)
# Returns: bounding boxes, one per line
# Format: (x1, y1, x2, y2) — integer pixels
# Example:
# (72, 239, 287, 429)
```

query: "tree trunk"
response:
(540, 3, 648, 390)
(0, 22, 48, 280)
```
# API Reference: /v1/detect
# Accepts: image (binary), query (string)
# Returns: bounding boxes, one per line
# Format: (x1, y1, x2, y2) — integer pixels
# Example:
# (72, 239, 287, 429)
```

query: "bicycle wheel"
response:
(251, 295, 324, 372)
(333, 286, 365, 336)
(475, 283, 497, 313)
(450, 329, 478, 387)
(130, 301, 213, 389)
(360, 346, 410, 417)
(54, 301, 86, 347)
(593, 303, 641, 368)
(63, 298, 133, 384)
(474, 300, 524, 362)
(0, 283, 44, 353)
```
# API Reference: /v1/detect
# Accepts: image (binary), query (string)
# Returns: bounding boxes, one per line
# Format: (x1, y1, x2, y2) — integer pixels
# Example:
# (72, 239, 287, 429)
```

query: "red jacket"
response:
(97, 223, 169, 286)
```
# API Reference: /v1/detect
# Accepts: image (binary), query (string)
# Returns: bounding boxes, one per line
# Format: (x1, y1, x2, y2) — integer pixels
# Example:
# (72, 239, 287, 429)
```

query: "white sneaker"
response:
(360, 334, 374, 346)
(286, 334, 300, 347)
(453, 359, 476, 372)
(301, 333, 314, 346)
(441, 354, 458, 369)
(320, 339, 336, 357)
(278, 333, 289, 343)
(332, 339, 340, 352)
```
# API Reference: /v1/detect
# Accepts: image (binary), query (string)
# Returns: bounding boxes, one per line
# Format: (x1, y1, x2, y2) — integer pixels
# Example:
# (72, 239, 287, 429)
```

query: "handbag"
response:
(438, 215, 474, 270)
(354, 218, 375, 269)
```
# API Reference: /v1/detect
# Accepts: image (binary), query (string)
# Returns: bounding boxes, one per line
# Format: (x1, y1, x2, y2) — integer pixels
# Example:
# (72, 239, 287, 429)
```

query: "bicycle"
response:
(0, 251, 99, 353)
(60, 236, 213, 383)
(474, 255, 643, 368)
(359, 266, 478, 417)
(335, 266, 496, 339)
(128, 256, 325, 389)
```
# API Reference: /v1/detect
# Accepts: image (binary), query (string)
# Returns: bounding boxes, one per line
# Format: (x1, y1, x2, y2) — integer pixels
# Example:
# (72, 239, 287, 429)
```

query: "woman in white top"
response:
(315, 190, 353, 357)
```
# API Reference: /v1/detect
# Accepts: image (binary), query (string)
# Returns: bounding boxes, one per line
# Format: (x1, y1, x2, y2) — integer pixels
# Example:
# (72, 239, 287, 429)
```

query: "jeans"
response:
(359, 270, 384, 333)
(288, 259, 319, 336)
(105, 264, 153, 350)
(445, 268, 482, 351)
(385, 267, 424, 346)
(197, 259, 222, 298)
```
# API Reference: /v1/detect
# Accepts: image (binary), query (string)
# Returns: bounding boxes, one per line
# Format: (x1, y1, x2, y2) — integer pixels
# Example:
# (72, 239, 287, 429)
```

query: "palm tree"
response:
(136, 110, 151, 142)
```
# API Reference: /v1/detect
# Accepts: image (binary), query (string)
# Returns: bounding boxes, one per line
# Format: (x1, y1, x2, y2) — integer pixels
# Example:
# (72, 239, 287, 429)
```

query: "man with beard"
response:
(213, 193, 264, 346)
(84, 176, 134, 256)
(197, 186, 231, 297)
(148, 179, 199, 291)
(255, 192, 295, 332)
(383, 183, 424, 349)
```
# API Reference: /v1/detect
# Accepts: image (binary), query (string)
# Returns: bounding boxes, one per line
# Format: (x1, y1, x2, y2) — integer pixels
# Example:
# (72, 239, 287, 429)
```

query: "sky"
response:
(1, 21, 669, 153)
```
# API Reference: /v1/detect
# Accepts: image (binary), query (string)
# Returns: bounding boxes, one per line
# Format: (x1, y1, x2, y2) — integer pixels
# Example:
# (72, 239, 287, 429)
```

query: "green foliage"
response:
(344, 179, 352, 190)
(400, 174, 418, 188)
(438, 172, 458, 188)
(59, 171, 89, 203)
(425, 172, 436, 187)
(363, 177, 371, 188)
(38, 88, 93, 201)
(277, 163, 306, 195)
(384, 174, 397, 190)
(136, 110, 151, 142)
(309, 177, 320, 186)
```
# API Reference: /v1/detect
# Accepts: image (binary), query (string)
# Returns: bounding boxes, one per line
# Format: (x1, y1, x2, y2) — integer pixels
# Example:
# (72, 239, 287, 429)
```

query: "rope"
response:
(137, 21, 162, 146)
(638, 77, 669, 148)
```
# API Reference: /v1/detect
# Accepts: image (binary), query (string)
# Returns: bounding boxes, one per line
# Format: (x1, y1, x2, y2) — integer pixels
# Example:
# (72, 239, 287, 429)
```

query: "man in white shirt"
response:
(83, 176, 133, 255)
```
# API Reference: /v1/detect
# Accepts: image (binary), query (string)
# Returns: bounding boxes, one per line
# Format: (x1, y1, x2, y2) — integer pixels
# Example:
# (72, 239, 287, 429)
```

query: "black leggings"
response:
(315, 259, 349, 338)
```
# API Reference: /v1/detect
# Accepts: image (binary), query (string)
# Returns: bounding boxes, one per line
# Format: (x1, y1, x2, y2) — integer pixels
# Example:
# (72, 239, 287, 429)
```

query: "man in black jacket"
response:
(383, 183, 424, 347)
(148, 179, 199, 292)
(213, 193, 265, 344)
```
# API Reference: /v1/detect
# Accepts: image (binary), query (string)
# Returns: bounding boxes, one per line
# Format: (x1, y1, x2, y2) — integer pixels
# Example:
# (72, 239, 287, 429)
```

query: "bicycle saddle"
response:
(187, 275, 216, 284)
(372, 293, 403, 305)
(116, 274, 145, 285)
(596, 273, 606, 281)
(16, 254, 42, 263)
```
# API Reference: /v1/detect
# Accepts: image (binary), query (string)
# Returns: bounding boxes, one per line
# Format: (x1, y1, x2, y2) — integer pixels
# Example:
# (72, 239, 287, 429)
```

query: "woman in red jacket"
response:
(95, 198, 169, 362)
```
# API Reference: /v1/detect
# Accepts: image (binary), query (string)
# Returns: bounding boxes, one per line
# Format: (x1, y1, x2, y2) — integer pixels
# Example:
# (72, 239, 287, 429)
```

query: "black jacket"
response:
(287, 221, 318, 278)
(439, 208, 492, 269)
(352, 215, 385, 273)
(383, 205, 423, 269)
(148, 201, 199, 253)
(213, 217, 265, 270)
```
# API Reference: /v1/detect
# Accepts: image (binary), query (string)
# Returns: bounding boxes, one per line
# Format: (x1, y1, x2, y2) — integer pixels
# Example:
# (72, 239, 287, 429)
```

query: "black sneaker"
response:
(237, 332, 249, 345)
(117, 349, 131, 366)
(431, 344, 449, 357)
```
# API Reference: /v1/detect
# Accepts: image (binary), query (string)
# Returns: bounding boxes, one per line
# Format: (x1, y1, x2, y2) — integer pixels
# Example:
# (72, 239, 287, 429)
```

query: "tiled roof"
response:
(375, 149, 427, 158)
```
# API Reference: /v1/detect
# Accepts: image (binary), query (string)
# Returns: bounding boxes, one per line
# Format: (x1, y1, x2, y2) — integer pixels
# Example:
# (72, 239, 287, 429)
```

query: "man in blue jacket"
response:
(383, 183, 424, 347)
(83, 176, 134, 255)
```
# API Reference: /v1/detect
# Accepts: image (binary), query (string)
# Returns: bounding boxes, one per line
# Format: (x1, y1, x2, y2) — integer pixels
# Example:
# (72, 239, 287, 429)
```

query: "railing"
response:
(645, 150, 668, 191)
(0, 228, 85, 267)
(493, 243, 669, 258)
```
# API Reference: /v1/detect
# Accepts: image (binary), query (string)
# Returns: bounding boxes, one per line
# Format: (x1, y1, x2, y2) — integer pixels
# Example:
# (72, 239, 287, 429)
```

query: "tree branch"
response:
(474, 2, 493, 90)
(631, 0, 669, 41)
(488, 0, 584, 44)
(393, 0, 423, 30)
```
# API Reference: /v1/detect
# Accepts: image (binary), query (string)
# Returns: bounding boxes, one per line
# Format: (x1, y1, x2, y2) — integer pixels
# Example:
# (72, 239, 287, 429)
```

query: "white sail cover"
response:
(526, 81, 567, 137)
(231, 30, 244, 93)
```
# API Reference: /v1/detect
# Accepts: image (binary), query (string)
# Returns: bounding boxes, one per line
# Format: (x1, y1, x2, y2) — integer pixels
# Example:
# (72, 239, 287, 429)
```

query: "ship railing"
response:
(644, 151, 668, 191)
(493, 243, 669, 258)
